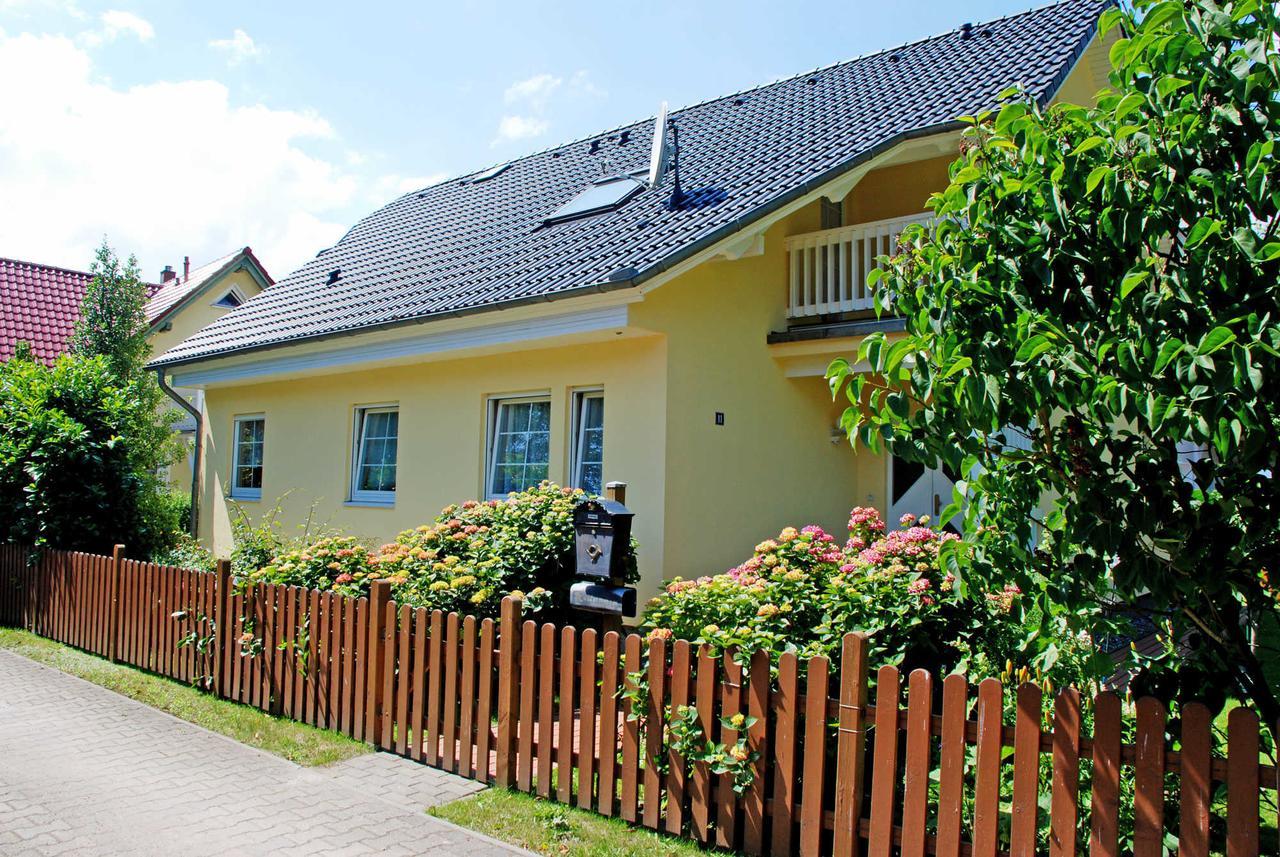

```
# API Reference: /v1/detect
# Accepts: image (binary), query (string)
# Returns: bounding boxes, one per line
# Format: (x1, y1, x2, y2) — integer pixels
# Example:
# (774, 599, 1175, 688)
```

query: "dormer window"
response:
(213, 289, 245, 309)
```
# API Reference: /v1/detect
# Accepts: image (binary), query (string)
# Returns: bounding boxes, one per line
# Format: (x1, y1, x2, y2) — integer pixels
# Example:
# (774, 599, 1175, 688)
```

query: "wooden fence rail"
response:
(0, 543, 1275, 857)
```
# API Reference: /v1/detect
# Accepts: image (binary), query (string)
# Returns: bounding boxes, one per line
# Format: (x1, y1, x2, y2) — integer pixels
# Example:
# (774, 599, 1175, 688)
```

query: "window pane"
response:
(355, 408, 397, 496)
(581, 463, 602, 495)
(490, 399, 551, 495)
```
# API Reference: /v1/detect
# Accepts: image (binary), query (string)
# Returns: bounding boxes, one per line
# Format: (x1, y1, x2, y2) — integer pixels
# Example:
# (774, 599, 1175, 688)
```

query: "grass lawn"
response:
(0, 627, 369, 767)
(431, 788, 713, 857)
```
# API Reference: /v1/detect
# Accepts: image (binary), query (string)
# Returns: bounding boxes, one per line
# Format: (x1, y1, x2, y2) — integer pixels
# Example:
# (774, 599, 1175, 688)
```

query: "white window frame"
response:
(350, 404, 399, 505)
(212, 286, 247, 309)
(485, 394, 552, 499)
(570, 389, 604, 495)
(230, 414, 265, 501)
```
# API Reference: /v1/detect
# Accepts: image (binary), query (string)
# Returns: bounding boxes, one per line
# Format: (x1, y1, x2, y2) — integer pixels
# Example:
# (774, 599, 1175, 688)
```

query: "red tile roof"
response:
(0, 257, 100, 364)
(1, 249, 269, 365)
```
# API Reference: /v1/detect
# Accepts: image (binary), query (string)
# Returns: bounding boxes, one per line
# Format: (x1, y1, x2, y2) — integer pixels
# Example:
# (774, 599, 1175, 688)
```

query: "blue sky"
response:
(0, 0, 1044, 279)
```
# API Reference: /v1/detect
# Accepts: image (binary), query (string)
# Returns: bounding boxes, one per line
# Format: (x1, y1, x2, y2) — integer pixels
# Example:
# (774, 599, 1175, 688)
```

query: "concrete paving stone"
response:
(0, 650, 530, 856)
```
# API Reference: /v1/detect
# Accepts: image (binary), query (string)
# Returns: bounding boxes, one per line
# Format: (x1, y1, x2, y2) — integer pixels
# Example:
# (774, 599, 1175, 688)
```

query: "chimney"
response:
(183, 256, 191, 281)
(160, 265, 176, 284)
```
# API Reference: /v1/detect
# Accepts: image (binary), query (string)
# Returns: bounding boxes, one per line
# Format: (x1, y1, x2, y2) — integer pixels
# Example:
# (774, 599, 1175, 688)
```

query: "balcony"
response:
(784, 212, 929, 319)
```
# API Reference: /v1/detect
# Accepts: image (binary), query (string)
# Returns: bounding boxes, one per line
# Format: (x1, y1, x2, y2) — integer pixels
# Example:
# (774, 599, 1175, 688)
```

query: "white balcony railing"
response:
(784, 212, 930, 318)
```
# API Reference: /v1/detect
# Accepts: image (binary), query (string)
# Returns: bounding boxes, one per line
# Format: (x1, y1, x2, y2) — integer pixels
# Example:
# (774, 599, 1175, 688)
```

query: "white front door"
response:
(888, 455, 959, 529)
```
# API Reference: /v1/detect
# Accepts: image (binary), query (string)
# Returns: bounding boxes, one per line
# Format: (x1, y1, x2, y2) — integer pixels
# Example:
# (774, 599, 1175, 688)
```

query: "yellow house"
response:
(149, 0, 1112, 599)
(146, 248, 274, 499)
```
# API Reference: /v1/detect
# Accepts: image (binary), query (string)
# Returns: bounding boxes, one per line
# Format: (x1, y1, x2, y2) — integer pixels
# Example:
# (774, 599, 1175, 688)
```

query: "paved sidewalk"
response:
(0, 650, 530, 856)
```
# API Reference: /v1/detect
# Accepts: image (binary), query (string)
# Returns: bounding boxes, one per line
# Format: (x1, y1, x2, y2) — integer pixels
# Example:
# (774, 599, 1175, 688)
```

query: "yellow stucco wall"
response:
(630, 209, 885, 585)
(199, 335, 670, 590)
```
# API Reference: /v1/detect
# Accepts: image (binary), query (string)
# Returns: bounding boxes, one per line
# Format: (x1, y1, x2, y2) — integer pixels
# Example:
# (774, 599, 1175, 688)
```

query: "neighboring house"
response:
(149, 0, 1113, 598)
(0, 248, 273, 493)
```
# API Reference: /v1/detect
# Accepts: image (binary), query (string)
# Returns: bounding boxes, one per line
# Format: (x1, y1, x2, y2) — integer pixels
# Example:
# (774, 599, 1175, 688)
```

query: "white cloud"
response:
(80, 9, 152, 45)
(491, 70, 605, 148)
(0, 31, 392, 281)
(503, 73, 561, 111)
(492, 114, 549, 146)
(208, 28, 262, 66)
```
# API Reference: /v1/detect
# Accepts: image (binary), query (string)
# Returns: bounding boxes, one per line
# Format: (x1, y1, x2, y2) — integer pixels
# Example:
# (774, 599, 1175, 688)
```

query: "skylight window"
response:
(469, 162, 511, 183)
(544, 176, 644, 225)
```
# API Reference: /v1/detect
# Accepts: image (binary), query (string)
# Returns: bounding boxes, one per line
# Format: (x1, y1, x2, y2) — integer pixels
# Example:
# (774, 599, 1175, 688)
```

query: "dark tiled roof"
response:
(152, 0, 1106, 368)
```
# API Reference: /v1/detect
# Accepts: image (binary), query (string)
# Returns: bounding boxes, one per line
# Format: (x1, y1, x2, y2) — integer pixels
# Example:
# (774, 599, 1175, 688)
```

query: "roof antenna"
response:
(647, 101, 671, 187)
(667, 121, 684, 208)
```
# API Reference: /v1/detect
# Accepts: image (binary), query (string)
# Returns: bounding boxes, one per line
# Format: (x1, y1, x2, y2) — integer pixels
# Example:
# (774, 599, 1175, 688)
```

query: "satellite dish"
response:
(647, 101, 670, 188)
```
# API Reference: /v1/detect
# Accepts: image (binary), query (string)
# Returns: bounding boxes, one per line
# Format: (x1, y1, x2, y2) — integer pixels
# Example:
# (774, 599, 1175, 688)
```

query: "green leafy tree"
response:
(70, 240, 151, 379)
(829, 0, 1280, 719)
(0, 355, 181, 556)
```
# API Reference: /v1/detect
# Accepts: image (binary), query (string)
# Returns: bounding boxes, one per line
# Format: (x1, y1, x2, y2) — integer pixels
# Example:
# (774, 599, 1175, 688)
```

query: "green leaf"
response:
(1015, 335, 1053, 363)
(1257, 243, 1280, 261)
(1119, 270, 1149, 297)
(1196, 326, 1236, 356)
(1086, 166, 1112, 194)
(942, 357, 972, 379)
(1114, 93, 1144, 121)
(1071, 136, 1106, 156)
(1153, 339, 1184, 373)
(1185, 216, 1222, 249)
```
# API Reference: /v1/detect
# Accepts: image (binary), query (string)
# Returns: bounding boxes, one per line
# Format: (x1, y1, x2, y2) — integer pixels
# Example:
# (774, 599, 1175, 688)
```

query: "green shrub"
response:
(0, 354, 180, 556)
(151, 534, 215, 573)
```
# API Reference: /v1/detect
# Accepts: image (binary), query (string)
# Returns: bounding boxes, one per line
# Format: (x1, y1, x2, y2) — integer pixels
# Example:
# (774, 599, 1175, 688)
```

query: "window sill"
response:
(344, 500, 396, 509)
(228, 493, 261, 502)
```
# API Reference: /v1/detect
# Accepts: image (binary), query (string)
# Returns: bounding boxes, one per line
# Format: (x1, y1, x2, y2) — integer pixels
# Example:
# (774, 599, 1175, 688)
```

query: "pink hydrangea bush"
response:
(247, 482, 635, 620)
(644, 507, 1037, 675)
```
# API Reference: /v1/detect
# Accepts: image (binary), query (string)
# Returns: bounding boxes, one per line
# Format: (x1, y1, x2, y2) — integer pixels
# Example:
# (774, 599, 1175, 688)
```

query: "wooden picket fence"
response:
(0, 542, 1276, 857)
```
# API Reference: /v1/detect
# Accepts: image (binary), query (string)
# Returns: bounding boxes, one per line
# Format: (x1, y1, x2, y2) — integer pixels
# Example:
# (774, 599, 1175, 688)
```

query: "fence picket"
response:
(771, 651, 799, 856)
(799, 656, 830, 857)
(665, 638, 692, 834)
(597, 631, 621, 816)
(901, 669, 933, 857)
(643, 634, 666, 829)
(443, 612, 461, 770)
(718, 650, 745, 848)
(936, 674, 968, 857)
(742, 648, 772, 856)
(476, 617, 495, 780)
(1227, 708, 1260, 857)
(973, 678, 1004, 857)
(395, 604, 413, 757)
(1179, 702, 1212, 857)
(1011, 683, 1043, 856)
(1050, 688, 1081, 857)
(577, 627, 599, 810)
(537, 622, 556, 797)
(516, 619, 536, 792)
(1089, 691, 1121, 857)
(459, 614, 478, 777)
(620, 633, 642, 823)
(411, 608, 429, 762)
(1133, 697, 1166, 857)
(427, 610, 445, 766)
(868, 665, 902, 857)
(558, 624, 577, 805)
(694, 645, 719, 845)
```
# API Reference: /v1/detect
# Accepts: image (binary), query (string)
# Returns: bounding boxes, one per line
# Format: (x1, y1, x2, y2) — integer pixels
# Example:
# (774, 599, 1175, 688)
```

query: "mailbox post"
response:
(570, 481, 636, 635)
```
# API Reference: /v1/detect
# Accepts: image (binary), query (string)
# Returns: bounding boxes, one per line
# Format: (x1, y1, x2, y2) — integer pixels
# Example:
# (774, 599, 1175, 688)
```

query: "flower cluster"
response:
(248, 536, 373, 597)
(645, 506, 1033, 675)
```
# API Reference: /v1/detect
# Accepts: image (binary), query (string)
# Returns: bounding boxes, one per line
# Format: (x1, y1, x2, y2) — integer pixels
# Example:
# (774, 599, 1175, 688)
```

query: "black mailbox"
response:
(569, 581, 637, 617)
(573, 498, 633, 580)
